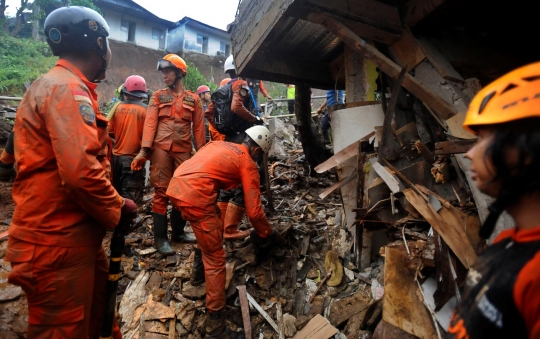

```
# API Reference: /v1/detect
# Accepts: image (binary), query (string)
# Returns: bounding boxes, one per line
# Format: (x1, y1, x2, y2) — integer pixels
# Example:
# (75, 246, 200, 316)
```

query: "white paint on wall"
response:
(102, 8, 168, 51)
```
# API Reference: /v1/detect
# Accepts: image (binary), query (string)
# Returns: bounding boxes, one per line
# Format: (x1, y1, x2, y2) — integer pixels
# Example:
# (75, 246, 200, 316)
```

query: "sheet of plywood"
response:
(331, 104, 385, 230)
(388, 28, 426, 70)
(403, 189, 477, 268)
(383, 247, 438, 339)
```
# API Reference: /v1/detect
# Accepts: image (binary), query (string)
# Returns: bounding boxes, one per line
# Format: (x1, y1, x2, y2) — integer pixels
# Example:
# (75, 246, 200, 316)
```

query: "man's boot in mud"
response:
(170, 209, 197, 244)
(153, 212, 174, 256)
(191, 248, 205, 286)
(223, 201, 250, 240)
(206, 309, 230, 339)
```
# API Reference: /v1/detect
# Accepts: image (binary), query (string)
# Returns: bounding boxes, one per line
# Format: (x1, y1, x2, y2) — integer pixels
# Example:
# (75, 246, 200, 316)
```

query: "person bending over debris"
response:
(166, 125, 285, 339)
(447, 62, 540, 338)
(4, 7, 138, 339)
(206, 56, 266, 241)
(0, 130, 15, 181)
(131, 54, 206, 255)
(109, 75, 148, 203)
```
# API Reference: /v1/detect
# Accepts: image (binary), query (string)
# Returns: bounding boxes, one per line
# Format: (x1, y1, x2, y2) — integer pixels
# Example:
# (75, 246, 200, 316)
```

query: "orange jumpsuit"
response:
(166, 141, 272, 311)
(141, 88, 205, 214)
(109, 99, 147, 201)
(6, 59, 123, 339)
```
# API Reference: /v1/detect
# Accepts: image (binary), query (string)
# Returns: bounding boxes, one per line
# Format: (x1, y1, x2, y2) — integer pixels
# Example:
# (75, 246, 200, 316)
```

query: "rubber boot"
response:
(153, 212, 174, 256)
(216, 201, 229, 232)
(206, 309, 230, 339)
(170, 209, 197, 244)
(223, 202, 250, 240)
(191, 248, 205, 286)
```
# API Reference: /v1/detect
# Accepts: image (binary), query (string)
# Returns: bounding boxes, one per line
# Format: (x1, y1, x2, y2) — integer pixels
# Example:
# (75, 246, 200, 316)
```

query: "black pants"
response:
(112, 154, 145, 203)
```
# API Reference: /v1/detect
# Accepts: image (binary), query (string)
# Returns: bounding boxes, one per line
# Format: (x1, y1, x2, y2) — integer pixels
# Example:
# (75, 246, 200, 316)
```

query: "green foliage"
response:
(183, 60, 218, 93)
(0, 30, 57, 95)
(35, 0, 101, 17)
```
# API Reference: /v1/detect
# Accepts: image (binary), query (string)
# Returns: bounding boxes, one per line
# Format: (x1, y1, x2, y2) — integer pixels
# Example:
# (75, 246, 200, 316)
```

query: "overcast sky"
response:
(4, 0, 239, 30)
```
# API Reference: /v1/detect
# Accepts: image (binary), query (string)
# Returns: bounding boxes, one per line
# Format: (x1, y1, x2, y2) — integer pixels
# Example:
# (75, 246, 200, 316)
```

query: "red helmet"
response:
(123, 75, 147, 98)
(196, 85, 210, 95)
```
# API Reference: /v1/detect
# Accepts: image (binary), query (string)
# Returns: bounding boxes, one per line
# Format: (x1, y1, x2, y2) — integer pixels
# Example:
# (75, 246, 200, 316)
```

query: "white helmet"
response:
(246, 125, 271, 153)
(224, 55, 235, 73)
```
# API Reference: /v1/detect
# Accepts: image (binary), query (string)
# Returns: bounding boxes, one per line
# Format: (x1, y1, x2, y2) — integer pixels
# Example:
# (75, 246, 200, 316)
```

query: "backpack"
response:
(211, 81, 258, 135)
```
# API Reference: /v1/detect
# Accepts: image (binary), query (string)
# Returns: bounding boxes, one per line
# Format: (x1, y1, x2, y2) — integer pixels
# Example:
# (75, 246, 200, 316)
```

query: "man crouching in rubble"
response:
(166, 125, 285, 338)
(5, 7, 137, 338)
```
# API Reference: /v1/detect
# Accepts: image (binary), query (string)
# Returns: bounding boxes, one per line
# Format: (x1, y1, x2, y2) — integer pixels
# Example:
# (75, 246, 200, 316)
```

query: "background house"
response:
(167, 17, 231, 57)
(95, 0, 175, 51)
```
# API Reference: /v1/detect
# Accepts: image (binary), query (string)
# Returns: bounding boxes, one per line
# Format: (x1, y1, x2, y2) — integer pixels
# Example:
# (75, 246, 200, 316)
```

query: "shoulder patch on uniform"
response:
(79, 104, 95, 125)
(159, 94, 174, 104)
(182, 95, 195, 107)
(73, 90, 92, 105)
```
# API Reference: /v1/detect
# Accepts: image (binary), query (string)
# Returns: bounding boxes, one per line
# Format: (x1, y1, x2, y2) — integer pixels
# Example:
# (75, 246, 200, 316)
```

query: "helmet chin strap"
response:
(92, 38, 108, 83)
(168, 72, 184, 90)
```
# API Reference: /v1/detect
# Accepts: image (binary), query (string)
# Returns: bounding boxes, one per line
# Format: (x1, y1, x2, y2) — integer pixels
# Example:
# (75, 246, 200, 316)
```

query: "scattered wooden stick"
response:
(168, 301, 176, 339)
(276, 302, 285, 339)
(245, 290, 280, 333)
(309, 267, 333, 304)
(237, 286, 252, 339)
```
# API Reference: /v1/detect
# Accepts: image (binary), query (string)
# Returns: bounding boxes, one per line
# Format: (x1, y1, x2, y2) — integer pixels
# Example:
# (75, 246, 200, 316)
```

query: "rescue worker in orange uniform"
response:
(196, 85, 212, 143)
(109, 75, 148, 203)
(5, 7, 137, 339)
(447, 63, 540, 339)
(166, 126, 284, 338)
(131, 54, 205, 255)
(206, 57, 265, 241)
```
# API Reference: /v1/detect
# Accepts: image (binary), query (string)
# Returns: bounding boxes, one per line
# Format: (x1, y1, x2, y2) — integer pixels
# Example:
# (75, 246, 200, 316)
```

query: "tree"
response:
(2, 0, 31, 37)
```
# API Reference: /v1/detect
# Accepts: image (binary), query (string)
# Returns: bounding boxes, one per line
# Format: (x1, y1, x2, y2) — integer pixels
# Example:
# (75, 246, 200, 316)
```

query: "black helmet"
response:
(44, 6, 109, 57)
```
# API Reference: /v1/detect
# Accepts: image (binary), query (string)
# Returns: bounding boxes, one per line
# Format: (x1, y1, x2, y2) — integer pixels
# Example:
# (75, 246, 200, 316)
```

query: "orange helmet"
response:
(464, 62, 540, 133)
(220, 78, 231, 87)
(157, 54, 188, 74)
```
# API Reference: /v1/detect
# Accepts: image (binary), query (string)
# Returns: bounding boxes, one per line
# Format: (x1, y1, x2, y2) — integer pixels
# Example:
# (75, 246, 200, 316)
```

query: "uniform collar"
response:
(494, 227, 540, 243)
(56, 59, 98, 100)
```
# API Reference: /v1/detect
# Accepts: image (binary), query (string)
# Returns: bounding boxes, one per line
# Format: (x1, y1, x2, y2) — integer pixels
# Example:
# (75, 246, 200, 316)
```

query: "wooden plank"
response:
(246, 291, 280, 333)
(372, 162, 400, 194)
(403, 188, 477, 268)
(314, 132, 373, 173)
(309, 15, 458, 121)
(435, 139, 477, 155)
(291, 314, 338, 339)
(446, 112, 476, 140)
(0, 230, 8, 241)
(168, 301, 176, 339)
(319, 166, 357, 199)
(0, 96, 23, 101)
(383, 247, 438, 339)
(383, 159, 428, 201)
(388, 28, 426, 70)
(277, 302, 285, 339)
(417, 37, 464, 83)
(225, 261, 236, 290)
(237, 286, 252, 339)
(379, 66, 407, 162)
(403, 0, 447, 27)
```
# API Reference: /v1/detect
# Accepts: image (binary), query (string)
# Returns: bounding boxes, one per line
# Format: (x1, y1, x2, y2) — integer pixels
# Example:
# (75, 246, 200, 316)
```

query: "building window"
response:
(152, 28, 160, 40)
(197, 34, 209, 54)
(220, 41, 230, 56)
(121, 20, 128, 32)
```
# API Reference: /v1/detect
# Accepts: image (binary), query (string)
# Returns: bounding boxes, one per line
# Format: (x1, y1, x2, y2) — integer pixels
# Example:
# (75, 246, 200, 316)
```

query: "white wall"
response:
(102, 8, 168, 51)
(183, 24, 230, 57)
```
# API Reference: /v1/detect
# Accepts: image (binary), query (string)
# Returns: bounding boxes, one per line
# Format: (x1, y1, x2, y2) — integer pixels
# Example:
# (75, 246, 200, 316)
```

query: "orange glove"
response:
(131, 149, 149, 171)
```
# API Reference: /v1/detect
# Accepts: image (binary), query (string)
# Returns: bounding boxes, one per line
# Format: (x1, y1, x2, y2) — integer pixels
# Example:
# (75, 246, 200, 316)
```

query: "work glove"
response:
(250, 229, 286, 252)
(131, 148, 150, 171)
(118, 198, 138, 234)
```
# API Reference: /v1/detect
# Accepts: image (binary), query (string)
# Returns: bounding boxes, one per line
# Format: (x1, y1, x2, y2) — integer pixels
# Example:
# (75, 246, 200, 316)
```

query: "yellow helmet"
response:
(464, 62, 540, 133)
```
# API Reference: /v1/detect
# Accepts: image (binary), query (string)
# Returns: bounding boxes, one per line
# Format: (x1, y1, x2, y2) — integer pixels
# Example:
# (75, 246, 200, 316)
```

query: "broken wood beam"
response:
(383, 159, 428, 201)
(245, 289, 280, 333)
(319, 168, 357, 199)
(314, 131, 374, 173)
(435, 139, 477, 155)
(237, 286, 252, 339)
(168, 301, 176, 339)
(292, 314, 338, 339)
(309, 15, 458, 121)
(379, 66, 407, 162)
(403, 188, 477, 268)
